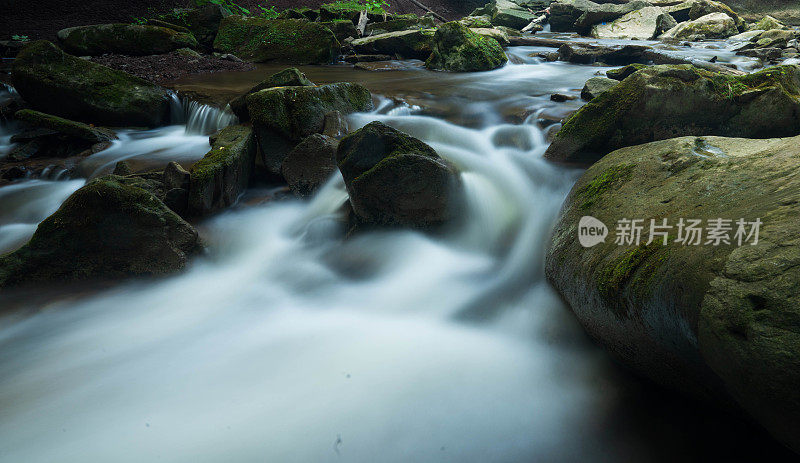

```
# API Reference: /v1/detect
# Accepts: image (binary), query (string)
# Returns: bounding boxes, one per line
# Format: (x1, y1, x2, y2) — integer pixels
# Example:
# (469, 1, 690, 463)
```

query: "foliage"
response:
(322, 0, 391, 14)
(256, 5, 279, 18)
(12, 35, 30, 42)
(194, 0, 251, 16)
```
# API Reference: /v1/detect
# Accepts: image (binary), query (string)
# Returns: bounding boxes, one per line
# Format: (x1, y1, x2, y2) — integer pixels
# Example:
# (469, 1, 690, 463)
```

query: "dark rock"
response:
(320, 20, 359, 42)
(246, 83, 373, 175)
(0, 175, 200, 287)
(164, 5, 226, 50)
(188, 125, 256, 216)
(11, 40, 170, 127)
(146, 19, 193, 35)
(337, 121, 460, 228)
(163, 161, 190, 190)
(281, 134, 339, 196)
(350, 29, 436, 60)
(425, 22, 508, 72)
(113, 160, 132, 176)
(57, 24, 198, 56)
(544, 64, 800, 164)
(343, 54, 394, 63)
(606, 63, 648, 80)
(550, 93, 577, 102)
(214, 17, 339, 64)
(229, 67, 315, 120)
(15, 109, 116, 143)
(322, 110, 349, 139)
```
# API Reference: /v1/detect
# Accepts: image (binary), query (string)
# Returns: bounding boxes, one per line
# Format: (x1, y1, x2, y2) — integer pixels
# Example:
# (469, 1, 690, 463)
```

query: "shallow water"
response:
(0, 46, 794, 462)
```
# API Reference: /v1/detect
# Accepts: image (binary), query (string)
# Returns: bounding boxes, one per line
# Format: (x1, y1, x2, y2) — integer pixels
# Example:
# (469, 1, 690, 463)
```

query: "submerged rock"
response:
(214, 16, 339, 64)
(426, 22, 507, 72)
(281, 134, 339, 197)
(546, 134, 800, 454)
(660, 12, 738, 40)
(229, 67, 315, 120)
(350, 29, 436, 60)
(337, 121, 460, 228)
(544, 64, 800, 164)
(246, 83, 373, 174)
(188, 125, 257, 216)
(11, 41, 170, 127)
(591, 6, 677, 40)
(57, 23, 198, 56)
(0, 175, 200, 287)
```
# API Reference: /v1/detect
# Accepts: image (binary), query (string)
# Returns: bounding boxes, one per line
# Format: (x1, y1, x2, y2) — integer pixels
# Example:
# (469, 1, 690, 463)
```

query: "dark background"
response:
(1, 0, 487, 40)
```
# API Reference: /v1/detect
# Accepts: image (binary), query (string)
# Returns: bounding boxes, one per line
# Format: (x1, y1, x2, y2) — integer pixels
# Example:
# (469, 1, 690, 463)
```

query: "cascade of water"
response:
(167, 92, 238, 135)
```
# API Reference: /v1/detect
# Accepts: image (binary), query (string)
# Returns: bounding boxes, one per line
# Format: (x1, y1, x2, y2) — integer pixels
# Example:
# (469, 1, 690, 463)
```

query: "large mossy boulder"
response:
(188, 125, 256, 216)
(57, 23, 198, 56)
(545, 134, 800, 453)
(425, 22, 507, 72)
(246, 83, 373, 174)
(213, 16, 339, 64)
(174, 5, 226, 49)
(11, 40, 170, 127)
(544, 64, 800, 164)
(320, 20, 359, 42)
(229, 67, 315, 120)
(337, 121, 460, 228)
(590, 6, 677, 40)
(688, 0, 745, 31)
(0, 175, 200, 287)
(350, 29, 436, 60)
(660, 12, 738, 40)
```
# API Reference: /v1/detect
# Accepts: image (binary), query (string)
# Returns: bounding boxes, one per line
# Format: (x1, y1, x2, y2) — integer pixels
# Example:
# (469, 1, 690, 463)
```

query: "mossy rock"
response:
(57, 23, 198, 56)
(246, 83, 373, 174)
(188, 124, 256, 216)
(319, 20, 359, 42)
(425, 22, 507, 72)
(15, 109, 116, 143)
(163, 5, 226, 50)
(146, 19, 193, 35)
(337, 121, 460, 228)
(749, 15, 787, 31)
(606, 63, 648, 80)
(229, 67, 315, 121)
(546, 134, 800, 453)
(213, 16, 339, 64)
(365, 16, 424, 35)
(460, 15, 494, 29)
(350, 29, 436, 60)
(544, 64, 800, 164)
(688, 0, 745, 31)
(0, 175, 200, 287)
(660, 12, 738, 40)
(11, 40, 170, 127)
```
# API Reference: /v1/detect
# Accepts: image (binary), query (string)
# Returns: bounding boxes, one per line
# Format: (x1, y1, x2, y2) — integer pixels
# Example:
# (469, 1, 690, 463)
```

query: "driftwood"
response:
(357, 10, 368, 36)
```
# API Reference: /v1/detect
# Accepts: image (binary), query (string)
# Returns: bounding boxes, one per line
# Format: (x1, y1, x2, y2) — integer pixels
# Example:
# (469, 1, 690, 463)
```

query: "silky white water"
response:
(0, 45, 774, 462)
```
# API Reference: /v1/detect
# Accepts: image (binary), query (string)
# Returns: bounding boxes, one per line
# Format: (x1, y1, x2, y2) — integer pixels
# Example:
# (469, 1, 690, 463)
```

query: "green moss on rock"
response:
(425, 22, 507, 72)
(14, 109, 116, 143)
(11, 40, 170, 127)
(188, 125, 256, 216)
(350, 29, 436, 60)
(213, 16, 339, 64)
(336, 121, 460, 228)
(0, 175, 200, 287)
(57, 23, 198, 56)
(545, 64, 800, 164)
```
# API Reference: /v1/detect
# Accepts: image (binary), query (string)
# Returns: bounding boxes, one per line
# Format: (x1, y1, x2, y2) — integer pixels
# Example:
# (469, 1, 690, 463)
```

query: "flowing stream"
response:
(0, 40, 792, 462)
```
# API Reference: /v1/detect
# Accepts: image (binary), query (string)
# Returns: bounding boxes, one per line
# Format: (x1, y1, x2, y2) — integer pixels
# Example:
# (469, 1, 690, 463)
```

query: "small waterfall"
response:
(168, 91, 238, 135)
